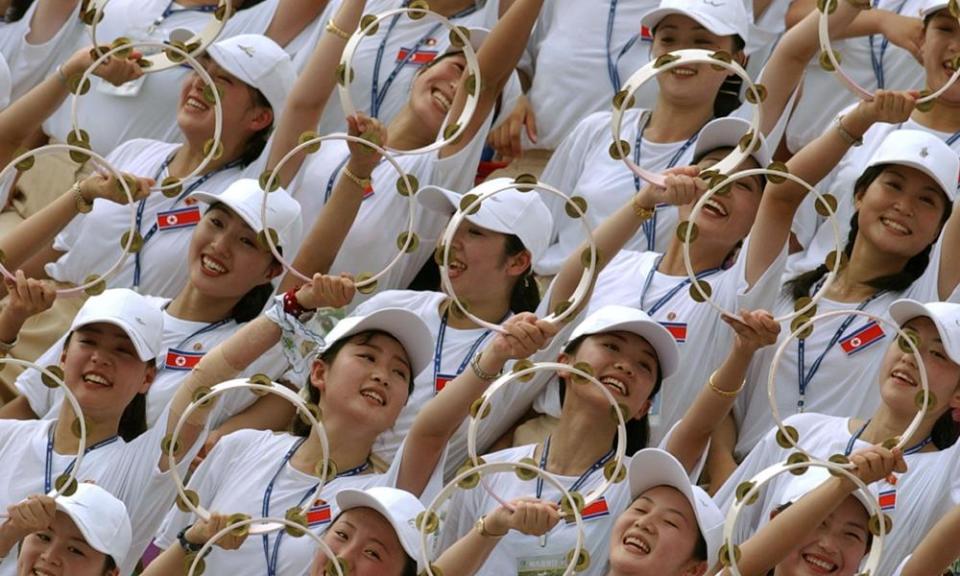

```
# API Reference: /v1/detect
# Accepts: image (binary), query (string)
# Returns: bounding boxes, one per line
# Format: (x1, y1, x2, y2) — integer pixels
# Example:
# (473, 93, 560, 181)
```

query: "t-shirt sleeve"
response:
(8, 1, 86, 100)
(15, 334, 70, 417)
(719, 234, 789, 313)
(905, 232, 960, 303)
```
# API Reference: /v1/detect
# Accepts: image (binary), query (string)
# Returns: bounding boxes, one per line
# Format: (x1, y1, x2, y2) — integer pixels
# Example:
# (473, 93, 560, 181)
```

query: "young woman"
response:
(1, 177, 302, 429)
(533, 0, 868, 273)
(152, 275, 558, 575)
(436, 302, 780, 575)
(728, 96, 960, 461)
(716, 299, 960, 574)
(266, 0, 545, 303)
(3, 483, 132, 576)
(791, 0, 960, 274)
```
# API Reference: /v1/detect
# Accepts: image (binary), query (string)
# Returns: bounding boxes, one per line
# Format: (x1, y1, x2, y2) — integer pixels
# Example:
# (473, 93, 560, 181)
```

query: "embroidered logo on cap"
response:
(920, 147, 929, 158)
(239, 44, 256, 58)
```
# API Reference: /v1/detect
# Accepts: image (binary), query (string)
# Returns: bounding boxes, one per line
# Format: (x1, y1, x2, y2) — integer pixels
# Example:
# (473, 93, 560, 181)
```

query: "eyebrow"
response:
(357, 341, 412, 371)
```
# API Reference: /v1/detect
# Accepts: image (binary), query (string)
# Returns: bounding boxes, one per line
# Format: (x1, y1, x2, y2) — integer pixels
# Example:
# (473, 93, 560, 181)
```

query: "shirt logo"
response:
(660, 322, 687, 344)
(157, 206, 202, 231)
(840, 321, 885, 355)
(164, 348, 204, 371)
(307, 499, 332, 527)
(641, 26, 652, 42)
(396, 47, 439, 65)
(435, 374, 455, 394)
(566, 497, 609, 523)
(878, 489, 896, 511)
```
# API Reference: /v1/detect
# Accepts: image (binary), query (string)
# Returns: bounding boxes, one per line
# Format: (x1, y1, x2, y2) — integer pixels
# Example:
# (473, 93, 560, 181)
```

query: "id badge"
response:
(96, 75, 147, 98)
(517, 554, 566, 576)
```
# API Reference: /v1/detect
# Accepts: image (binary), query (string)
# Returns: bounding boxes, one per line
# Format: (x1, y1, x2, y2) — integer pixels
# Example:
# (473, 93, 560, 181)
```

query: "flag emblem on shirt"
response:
(567, 497, 609, 523)
(435, 374, 455, 394)
(157, 206, 202, 231)
(840, 321, 885, 355)
(641, 26, 652, 42)
(307, 499, 332, 527)
(878, 489, 896, 511)
(165, 348, 204, 371)
(397, 48, 439, 65)
(660, 322, 687, 343)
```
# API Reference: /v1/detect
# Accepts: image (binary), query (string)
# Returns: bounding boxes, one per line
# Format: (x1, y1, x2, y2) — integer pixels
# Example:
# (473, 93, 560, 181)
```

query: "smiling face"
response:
(17, 511, 117, 576)
(442, 219, 530, 300)
(560, 331, 659, 420)
(650, 15, 740, 106)
(310, 508, 408, 576)
(176, 55, 273, 146)
(853, 165, 949, 261)
(186, 204, 281, 299)
(878, 316, 960, 420)
(608, 486, 706, 576)
(921, 11, 960, 103)
(408, 53, 467, 136)
(774, 496, 870, 576)
(60, 324, 155, 422)
(310, 332, 413, 435)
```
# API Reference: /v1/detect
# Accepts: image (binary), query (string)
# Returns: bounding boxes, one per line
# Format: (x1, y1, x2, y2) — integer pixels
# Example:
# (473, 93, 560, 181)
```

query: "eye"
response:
(240, 236, 258, 248)
(209, 217, 224, 228)
(334, 530, 349, 541)
(666, 521, 678, 529)
(358, 353, 375, 362)
(845, 531, 865, 543)
(920, 195, 937, 206)
(35, 532, 52, 543)
(365, 548, 383, 561)
(392, 368, 409, 379)
(603, 342, 620, 352)
(931, 349, 947, 360)
(68, 545, 87, 557)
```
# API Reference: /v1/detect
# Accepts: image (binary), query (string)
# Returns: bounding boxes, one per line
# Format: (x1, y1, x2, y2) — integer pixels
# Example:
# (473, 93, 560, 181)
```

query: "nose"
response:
(613, 361, 634, 376)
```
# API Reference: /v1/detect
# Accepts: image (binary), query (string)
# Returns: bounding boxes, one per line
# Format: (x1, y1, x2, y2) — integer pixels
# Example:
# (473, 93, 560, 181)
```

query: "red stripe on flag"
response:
(164, 349, 203, 370)
(641, 26, 652, 41)
(397, 49, 438, 64)
(660, 322, 687, 343)
(840, 322, 885, 355)
(307, 500, 331, 527)
(157, 206, 202, 230)
(581, 497, 609, 519)
(878, 490, 896, 510)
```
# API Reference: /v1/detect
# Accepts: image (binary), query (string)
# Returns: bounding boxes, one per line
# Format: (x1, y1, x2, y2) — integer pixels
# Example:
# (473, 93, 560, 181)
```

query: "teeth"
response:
(671, 67, 696, 76)
(802, 554, 837, 571)
(201, 255, 227, 273)
(449, 260, 466, 271)
(704, 198, 728, 216)
(432, 90, 452, 112)
(361, 390, 385, 406)
(880, 217, 910, 235)
(186, 96, 209, 112)
(624, 536, 650, 553)
(83, 373, 109, 387)
(601, 377, 627, 396)
(892, 370, 917, 386)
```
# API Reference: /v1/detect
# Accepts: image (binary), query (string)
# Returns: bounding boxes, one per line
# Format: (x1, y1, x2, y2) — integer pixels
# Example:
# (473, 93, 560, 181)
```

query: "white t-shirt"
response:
(0, 413, 204, 576)
(37, 0, 294, 155)
(715, 413, 957, 576)
(298, 0, 504, 136)
(576, 235, 786, 446)
(788, 115, 960, 275)
(155, 428, 444, 575)
(350, 288, 577, 478)
(290, 112, 492, 307)
(44, 138, 271, 298)
(1, 1, 81, 102)
(14, 296, 287, 429)
(734, 238, 960, 458)
(783, 0, 926, 154)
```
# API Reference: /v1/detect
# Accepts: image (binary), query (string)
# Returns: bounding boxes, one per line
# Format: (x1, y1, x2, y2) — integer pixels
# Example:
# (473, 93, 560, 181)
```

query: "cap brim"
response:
(640, 8, 739, 37)
(72, 317, 155, 362)
(889, 298, 960, 364)
(867, 159, 956, 202)
(417, 185, 514, 237)
(693, 118, 772, 169)
(335, 489, 420, 559)
(55, 500, 125, 566)
(188, 190, 264, 237)
(327, 309, 434, 377)
(574, 318, 680, 378)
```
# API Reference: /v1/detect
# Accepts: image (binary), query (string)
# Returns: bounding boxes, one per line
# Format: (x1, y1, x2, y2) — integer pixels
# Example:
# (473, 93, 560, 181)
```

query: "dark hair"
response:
(323, 512, 418, 576)
(693, 531, 708, 561)
(62, 332, 152, 441)
(931, 407, 960, 450)
(559, 336, 664, 456)
(503, 234, 541, 314)
(291, 330, 414, 437)
(784, 165, 952, 300)
(238, 87, 273, 167)
(103, 556, 117, 575)
(4, 0, 33, 21)
(714, 35, 747, 118)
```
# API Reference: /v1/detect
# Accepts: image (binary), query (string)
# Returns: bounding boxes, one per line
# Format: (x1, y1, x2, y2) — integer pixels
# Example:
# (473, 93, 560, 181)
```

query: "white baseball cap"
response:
(920, 0, 950, 17)
(440, 26, 488, 57)
(418, 181, 553, 265)
(565, 305, 680, 378)
(777, 466, 875, 515)
(628, 448, 724, 564)
(54, 483, 133, 568)
(692, 117, 772, 169)
(323, 308, 434, 377)
(335, 487, 425, 563)
(70, 289, 164, 361)
(641, 0, 751, 45)
(890, 299, 960, 364)
(207, 33, 296, 116)
(864, 129, 959, 201)
(190, 178, 303, 255)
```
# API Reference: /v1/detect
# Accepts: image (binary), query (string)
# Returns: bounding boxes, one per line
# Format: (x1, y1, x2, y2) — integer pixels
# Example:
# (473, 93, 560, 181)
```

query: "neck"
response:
(859, 405, 936, 449)
(644, 98, 712, 144)
(290, 418, 375, 477)
(387, 109, 435, 151)
(911, 101, 960, 134)
(168, 138, 242, 179)
(167, 283, 238, 323)
(53, 403, 120, 454)
(441, 294, 512, 330)
(544, 402, 617, 476)
(827, 241, 907, 302)
(659, 236, 729, 276)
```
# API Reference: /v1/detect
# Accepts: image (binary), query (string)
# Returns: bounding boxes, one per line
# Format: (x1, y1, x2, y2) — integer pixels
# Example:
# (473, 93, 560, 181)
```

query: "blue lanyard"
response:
(605, 0, 639, 94)
(534, 436, 614, 500)
(324, 156, 384, 203)
(44, 425, 119, 493)
(632, 112, 699, 251)
(431, 312, 495, 388)
(132, 154, 243, 289)
(157, 303, 233, 370)
(638, 256, 721, 317)
(868, 0, 907, 89)
(369, 1, 478, 118)
(844, 419, 933, 456)
(261, 438, 370, 576)
(796, 281, 885, 411)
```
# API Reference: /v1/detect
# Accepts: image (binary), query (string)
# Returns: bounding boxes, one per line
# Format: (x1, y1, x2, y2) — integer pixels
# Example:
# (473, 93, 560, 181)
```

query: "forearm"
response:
(265, 0, 332, 47)
(0, 395, 39, 420)
(140, 545, 190, 576)
(434, 527, 502, 576)
(901, 506, 960, 576)
(0, 69, 72, 161)
(0, 522, 24, 559)
(214, 391, 296, 437)
(0, 185, 83, 270)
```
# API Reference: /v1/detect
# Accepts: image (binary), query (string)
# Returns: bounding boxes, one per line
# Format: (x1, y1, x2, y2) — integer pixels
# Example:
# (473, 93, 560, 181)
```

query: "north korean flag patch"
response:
(660, 322, 687, 344)
(567, 497, 610, 523)
(840, 321, 885, 356)
(157, 206, 202, 231)
(307, 499, 332, 527)
(164, 348, 204, 371)
(397, 47, 438, 65)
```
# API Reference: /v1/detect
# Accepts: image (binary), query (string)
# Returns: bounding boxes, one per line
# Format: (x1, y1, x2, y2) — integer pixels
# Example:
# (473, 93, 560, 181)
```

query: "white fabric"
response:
(15, 296, 287, 429)
(290, 111, 492, 307)
(715, 413, 958, 576)
(0, 411, 204, 576)
(349, 288, 577, 478)
(517, 0, 660, 152)
(788, 115, 960, 275)
(39, 0, 291, 155)
(2, 1, 84, 102)
(734, 236, 960, 458)
(44, 138, 268, 298)
(783, 0, 926, 154)
(579, 234, 787, 445)
(154, 429, 444, 575)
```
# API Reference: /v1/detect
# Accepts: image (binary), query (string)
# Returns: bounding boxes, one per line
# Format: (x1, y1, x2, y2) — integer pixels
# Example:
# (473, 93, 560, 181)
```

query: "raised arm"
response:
(140, 512, 249, 576)
(438, 0, 545, 158)
(263, 0, 333, 48)
(267, 0, 368, 188)
(397, 314, 558, 497)
(744, 90, 915, 284)
(666, 310, 780, 474)
(898, 504, 960, 576)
